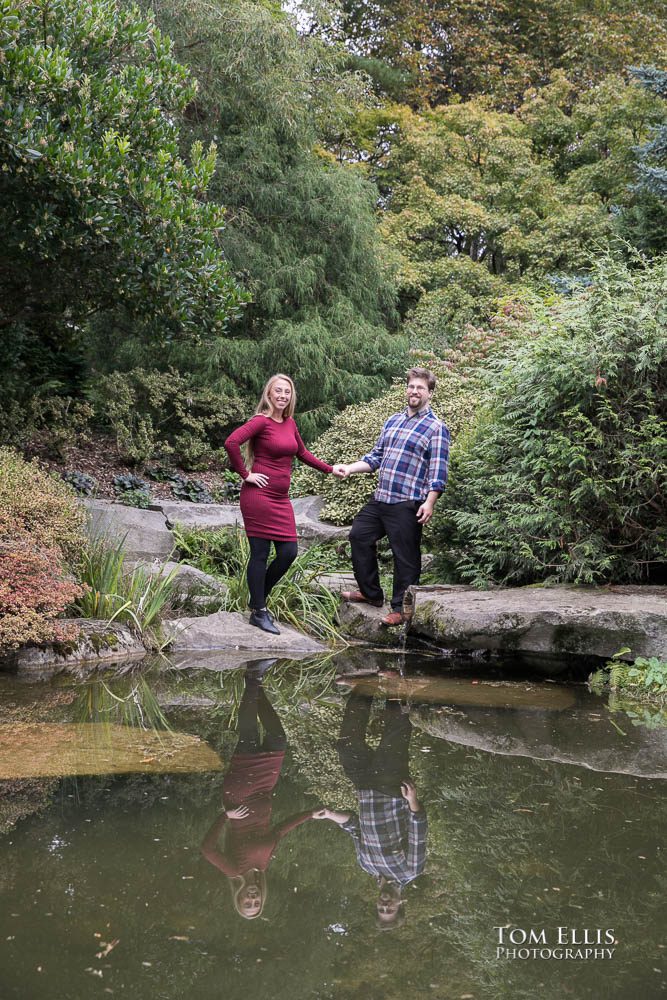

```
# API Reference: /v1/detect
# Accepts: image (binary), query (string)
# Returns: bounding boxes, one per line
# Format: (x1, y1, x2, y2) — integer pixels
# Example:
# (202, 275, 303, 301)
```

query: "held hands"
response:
(332, 464, 350, 479)
(401, 781, 421, 813)
(245, 472, 268, 488)
(226, 804, 250, 820)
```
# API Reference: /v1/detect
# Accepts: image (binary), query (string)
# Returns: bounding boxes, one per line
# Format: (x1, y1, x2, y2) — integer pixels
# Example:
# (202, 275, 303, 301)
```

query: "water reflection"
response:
(314, 679, 427, 929)
(201, 659, 315, 920)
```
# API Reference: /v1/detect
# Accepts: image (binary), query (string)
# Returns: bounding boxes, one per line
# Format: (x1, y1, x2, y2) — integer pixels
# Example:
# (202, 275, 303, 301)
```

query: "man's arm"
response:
(333, 423, 388, 478)
(416, 424, 450, 524)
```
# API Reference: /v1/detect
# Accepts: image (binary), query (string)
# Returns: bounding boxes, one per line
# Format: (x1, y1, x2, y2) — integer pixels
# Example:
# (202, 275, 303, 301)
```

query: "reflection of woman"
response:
(201, 664, 314, 919)
(224, 374, 335, 635)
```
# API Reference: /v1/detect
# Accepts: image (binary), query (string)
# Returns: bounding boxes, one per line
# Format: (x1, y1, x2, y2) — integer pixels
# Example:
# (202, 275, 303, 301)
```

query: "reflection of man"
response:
(314, 687, 427, 929)
(334, 367, 449, 626)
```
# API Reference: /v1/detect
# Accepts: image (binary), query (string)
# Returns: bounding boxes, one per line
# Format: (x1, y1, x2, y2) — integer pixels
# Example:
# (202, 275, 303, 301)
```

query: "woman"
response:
(201, 661, 315, 919)
(224, 373, 335, 634)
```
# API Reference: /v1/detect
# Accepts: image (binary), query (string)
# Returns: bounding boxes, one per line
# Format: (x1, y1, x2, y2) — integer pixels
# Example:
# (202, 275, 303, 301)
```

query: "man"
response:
(313, 681, 427, 930)
(333, 367, 450, 626)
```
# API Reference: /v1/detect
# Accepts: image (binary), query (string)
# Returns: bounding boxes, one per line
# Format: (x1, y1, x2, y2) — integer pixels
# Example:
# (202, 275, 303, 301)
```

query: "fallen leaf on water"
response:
(169, 936, 190, 942)
(513, 808, 534, 813)
(96, 939, 119, 959)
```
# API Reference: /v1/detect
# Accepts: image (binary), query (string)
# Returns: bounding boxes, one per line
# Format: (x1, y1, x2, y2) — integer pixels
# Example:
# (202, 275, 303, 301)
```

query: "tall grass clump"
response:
(74, 536, 179, 641)
(173, 525, 345, 643)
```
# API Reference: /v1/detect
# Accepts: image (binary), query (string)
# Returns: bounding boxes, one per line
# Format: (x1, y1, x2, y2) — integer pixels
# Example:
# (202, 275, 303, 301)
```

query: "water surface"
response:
(0, 653, 664, 1000)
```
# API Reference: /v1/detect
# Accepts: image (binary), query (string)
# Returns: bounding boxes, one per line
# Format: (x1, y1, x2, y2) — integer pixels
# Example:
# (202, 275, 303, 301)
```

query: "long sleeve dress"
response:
(224, 414, 332, 542)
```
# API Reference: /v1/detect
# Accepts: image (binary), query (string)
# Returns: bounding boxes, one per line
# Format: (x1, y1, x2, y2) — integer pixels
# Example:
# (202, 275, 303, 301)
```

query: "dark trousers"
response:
(337, 692, 412, 797)
(235, 674, 287, 754)
(349, 499, 422, 611)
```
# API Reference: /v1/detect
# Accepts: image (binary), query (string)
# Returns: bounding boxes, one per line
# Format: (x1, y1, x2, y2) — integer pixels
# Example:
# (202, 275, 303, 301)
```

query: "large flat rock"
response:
(83, 499, 174, 561)
(336, 602, 398, 646)
(2, 620, 146, 676)
(406, 584, 667, 660)
(164, 611, 326, 653)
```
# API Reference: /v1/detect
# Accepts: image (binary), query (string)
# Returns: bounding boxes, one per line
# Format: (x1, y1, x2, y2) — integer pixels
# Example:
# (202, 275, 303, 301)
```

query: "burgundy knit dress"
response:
(224, 415, 332, 542)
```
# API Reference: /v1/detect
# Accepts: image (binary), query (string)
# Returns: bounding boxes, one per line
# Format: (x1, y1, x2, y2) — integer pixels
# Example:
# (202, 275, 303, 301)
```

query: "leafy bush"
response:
(0, 448, 86, 563)
(62, 471, 98, 497)
(0, 541, 83, 652)
(432, 251, 667, 585)
(93, 368, 244, 468)
(589, 649, 667, 705)
(0, 448, 87, 653)
(168, 476, 213, 504)
(113, 474, 151, 508)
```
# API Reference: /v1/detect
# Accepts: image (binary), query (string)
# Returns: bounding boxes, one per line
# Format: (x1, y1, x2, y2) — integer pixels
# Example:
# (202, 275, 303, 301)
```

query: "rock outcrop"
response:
(164, 610, 326, 654)
(405, 584, 667, 661)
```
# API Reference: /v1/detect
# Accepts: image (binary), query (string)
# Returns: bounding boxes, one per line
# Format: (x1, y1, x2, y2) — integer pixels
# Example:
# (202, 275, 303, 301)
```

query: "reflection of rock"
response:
(413, 699, 667, 779)
(3, 620, 146, 675)
(0, 723, 223, 778)
(406, 584, 667, 661)
(167, 649, 322, 672)
(164, 611, 326, 653)
(84, 499, 174, 561)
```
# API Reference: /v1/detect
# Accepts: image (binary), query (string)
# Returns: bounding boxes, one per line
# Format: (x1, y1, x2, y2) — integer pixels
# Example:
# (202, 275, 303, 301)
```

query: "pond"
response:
(0, 651, 665, 1000)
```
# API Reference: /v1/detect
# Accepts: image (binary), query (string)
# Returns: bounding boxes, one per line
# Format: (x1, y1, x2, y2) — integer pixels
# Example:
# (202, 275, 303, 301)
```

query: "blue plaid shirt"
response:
(361, 406, 449, 504)
(341, 793, 428, 886)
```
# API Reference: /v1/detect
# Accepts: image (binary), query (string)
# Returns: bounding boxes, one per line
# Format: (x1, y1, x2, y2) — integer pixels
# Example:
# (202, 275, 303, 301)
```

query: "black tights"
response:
(247, 536, 298, 611)
(235, 674, 287, 753)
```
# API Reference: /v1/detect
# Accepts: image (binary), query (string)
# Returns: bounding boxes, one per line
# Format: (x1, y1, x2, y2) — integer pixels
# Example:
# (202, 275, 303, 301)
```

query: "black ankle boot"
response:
(249, 609, 280, 635)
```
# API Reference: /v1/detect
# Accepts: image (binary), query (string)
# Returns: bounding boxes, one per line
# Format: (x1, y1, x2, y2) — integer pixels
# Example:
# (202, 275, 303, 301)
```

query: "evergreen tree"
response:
(621, 66, 667, 253)
(140, 0, 403, 438)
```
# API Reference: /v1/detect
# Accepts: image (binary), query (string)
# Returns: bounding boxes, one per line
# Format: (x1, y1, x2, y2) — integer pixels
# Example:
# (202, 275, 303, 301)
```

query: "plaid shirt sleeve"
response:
(428, 422, 450, 493)
(407, 810, 428, 877)
(360, 423, 387, 472)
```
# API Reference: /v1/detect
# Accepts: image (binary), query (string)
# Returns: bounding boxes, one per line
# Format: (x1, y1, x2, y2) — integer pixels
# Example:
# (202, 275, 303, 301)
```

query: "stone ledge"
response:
(405, 584, 667, 660)
(1, 620, 146, 675)
(163, 610, 326, 654)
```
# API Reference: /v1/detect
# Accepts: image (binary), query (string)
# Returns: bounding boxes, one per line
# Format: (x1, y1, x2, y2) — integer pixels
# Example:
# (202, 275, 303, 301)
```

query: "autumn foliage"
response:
(0, 449, 86, 653)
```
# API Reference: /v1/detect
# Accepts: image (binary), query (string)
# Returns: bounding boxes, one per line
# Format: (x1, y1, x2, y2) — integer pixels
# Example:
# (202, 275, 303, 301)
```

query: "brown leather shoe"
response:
(341, 589, 384, 608)
(381, 611, 406, 627)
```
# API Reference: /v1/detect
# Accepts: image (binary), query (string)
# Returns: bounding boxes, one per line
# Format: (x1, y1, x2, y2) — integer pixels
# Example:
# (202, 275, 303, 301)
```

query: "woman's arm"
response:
(201, 812, 237, 875)
(274, 809, 317, 839)
(224, 415, 266, 479)
(293, 425, 333, 474)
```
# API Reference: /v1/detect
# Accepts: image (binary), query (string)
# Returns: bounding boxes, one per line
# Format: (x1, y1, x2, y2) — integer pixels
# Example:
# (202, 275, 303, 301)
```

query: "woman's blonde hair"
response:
(229, 870, 267, 920)
(245, 374, 297, 468)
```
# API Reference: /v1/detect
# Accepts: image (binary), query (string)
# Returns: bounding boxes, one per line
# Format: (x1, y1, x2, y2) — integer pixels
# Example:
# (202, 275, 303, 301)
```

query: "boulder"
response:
(291, 496, 349, 546)
(83, 499, 174, 562)
(129, 559, 227, 597)
(2, 620, 146, 676)
(158, 501, 242, 532)
(164, 610, 326, 654)
(336, 602, 399, 646)
(406, 584, 667, 661)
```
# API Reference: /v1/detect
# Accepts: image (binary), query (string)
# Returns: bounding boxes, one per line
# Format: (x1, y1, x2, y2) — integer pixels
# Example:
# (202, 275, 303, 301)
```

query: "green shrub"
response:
(589, 649, 667, 706)
(0, 448, 86, 563)
(93, 368, 245, 469)
(432, 251, 667, 585)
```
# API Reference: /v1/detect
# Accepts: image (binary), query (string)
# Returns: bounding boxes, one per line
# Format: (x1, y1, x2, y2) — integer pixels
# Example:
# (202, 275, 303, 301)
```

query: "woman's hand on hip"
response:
(245, 472, 268, 488)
